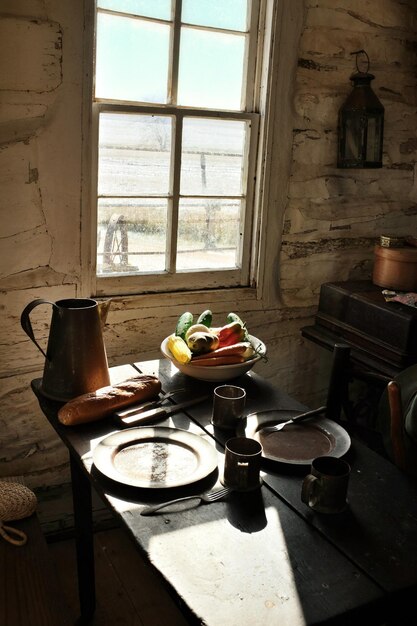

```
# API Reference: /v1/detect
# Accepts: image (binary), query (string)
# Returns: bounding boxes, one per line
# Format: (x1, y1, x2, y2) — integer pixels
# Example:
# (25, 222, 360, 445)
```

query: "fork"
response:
(261, 405, 326, 434)
(140, 486, 232, 516)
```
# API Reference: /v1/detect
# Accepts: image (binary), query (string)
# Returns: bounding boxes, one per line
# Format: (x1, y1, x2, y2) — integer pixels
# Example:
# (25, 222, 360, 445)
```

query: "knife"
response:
(115, 395, 209, 427)
(115, 390, 184, 419)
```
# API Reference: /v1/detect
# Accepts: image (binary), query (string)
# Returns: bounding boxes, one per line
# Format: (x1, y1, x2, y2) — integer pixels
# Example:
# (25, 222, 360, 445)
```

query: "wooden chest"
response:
(314, 280, 417, 370)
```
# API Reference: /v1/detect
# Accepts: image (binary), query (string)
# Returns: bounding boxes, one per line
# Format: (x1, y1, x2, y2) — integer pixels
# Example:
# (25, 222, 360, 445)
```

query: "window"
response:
(92, 0, 266, 295)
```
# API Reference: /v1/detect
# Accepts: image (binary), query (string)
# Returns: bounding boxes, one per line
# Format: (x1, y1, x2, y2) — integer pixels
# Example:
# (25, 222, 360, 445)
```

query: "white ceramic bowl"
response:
(160, 334, 266, 382)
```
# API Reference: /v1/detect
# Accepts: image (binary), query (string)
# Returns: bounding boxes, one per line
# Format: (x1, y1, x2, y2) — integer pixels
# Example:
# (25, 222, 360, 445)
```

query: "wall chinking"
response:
(0, 0, 416, 531)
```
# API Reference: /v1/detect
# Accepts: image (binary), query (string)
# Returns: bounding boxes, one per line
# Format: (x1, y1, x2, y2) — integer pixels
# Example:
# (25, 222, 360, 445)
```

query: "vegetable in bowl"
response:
(162, 310, 266, 381)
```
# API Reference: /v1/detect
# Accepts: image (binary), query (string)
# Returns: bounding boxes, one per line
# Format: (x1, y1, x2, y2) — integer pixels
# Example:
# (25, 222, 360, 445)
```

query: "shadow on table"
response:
(225, 487, 267, 533)
(91, 463, 268, 536)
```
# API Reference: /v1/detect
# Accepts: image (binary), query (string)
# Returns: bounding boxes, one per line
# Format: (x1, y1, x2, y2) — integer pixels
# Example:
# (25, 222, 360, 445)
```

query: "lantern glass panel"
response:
(343, 115, 365, 161)
(337, 69, 384, 168)
(366, 116, 383, 162)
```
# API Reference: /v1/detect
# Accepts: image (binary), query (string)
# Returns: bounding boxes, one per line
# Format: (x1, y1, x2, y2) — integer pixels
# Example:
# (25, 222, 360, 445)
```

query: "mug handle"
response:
(20, 299, 55, 360)
(301, 474, 318, 506)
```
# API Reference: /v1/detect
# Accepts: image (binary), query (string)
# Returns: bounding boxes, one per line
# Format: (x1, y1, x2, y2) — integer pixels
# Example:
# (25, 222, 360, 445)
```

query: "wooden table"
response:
(32, 360, 417, 626)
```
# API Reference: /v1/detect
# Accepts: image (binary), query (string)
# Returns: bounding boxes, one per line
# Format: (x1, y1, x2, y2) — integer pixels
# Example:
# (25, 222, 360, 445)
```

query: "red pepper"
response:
(217, 321, 246, 347)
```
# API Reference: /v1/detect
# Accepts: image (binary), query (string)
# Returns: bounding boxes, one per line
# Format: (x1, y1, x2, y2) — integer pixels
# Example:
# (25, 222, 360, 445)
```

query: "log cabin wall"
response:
(1, 1, 416, 529)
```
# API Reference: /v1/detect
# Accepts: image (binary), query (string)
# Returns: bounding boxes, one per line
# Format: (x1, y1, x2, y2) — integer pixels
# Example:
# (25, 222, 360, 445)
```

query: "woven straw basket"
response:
(0, 481, 37, 546)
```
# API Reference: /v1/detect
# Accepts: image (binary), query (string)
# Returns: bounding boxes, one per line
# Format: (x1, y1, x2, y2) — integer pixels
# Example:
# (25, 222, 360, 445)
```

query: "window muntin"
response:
(93, 0, 261, 294)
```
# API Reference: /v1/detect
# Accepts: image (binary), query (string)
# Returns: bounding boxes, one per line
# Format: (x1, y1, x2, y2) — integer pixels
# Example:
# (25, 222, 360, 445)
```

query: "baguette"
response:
(57, 375, 161, 426)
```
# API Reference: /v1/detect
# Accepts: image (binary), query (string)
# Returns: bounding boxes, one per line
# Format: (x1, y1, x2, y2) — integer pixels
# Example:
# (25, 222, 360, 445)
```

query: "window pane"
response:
(98, 113, 172, 196)
(182, 0, 248, 31)
(178, 27, 245, 110)
(98, 0, 171, 21)
(181, 118, 246, 196)
(96, 13, 170, 103)
(97, 198, 167, 274)
(177, 198, 242, 270)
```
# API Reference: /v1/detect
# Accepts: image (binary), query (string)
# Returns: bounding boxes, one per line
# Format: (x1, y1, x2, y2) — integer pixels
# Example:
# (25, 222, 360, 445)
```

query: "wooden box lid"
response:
(315, 281, 417, 368)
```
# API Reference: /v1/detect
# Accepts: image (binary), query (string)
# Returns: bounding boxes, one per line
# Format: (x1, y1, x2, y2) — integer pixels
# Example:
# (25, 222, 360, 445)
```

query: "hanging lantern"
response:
(337, 50, 384, 168)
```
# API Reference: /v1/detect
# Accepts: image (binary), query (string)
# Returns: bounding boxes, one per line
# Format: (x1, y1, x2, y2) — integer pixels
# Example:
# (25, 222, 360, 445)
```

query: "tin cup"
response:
(301, 456, 350, 514)
(222, 437, 263, 491)
(211, 385, 246, 430)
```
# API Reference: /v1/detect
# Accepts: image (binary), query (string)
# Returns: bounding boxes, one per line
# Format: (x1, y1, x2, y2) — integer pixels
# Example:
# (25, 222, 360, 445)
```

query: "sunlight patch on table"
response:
(147, 506, 305, 625)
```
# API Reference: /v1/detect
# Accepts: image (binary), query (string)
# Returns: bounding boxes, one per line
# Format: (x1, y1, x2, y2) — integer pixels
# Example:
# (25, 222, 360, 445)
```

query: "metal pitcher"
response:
(21, 298, 111, 401)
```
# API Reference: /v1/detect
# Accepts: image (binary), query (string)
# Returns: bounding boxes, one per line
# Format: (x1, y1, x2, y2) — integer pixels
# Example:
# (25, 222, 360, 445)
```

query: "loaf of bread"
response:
(57, 375, 161, 426)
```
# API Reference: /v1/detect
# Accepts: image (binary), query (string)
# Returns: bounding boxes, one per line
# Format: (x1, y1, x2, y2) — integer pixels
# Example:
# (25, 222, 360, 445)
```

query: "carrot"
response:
(192, 342, 251, 360)
(189, 355, 246, 367)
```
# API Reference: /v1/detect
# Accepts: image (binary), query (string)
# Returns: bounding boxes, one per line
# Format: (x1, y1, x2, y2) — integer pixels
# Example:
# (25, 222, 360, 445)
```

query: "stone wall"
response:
(281, 0, 417, 308)
(0, 1, 416, 528)
(1, 1, 84, 499)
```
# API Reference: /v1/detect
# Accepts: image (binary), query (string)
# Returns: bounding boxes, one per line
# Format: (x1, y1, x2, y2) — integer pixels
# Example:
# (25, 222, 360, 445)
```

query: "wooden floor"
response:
(48, 528, 190, 626)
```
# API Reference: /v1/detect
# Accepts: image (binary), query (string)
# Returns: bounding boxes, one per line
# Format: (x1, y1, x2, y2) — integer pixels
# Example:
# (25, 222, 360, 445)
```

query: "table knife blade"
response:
(116, 395, 209, 427)
(115, 389, 184, 419)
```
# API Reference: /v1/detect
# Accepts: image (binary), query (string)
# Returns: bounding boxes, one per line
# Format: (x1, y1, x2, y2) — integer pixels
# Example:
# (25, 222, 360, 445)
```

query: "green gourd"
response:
(175, 312, 194, 340)
(197, 309, 213, 327)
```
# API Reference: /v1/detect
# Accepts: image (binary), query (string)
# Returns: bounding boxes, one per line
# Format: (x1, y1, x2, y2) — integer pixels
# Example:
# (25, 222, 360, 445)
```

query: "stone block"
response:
(0, 17, 61, 92)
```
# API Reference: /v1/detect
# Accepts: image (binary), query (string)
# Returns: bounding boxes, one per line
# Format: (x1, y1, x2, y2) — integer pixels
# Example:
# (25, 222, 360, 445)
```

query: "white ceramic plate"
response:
(93, 426, 218, 489)
(160, 334, 266, 382)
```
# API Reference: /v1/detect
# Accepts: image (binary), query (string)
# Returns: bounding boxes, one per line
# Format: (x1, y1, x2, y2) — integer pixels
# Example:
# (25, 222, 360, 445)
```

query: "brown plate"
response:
(93, 427, 218, 488)
(245, 410, 351, 465)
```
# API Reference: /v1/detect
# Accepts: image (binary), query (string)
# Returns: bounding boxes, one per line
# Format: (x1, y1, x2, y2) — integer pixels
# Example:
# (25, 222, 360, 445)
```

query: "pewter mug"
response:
(211, 385, 246, 430)
(21, 298, 110, 401)
(301, 456, 350, 514)
(222, 437, 262, 491)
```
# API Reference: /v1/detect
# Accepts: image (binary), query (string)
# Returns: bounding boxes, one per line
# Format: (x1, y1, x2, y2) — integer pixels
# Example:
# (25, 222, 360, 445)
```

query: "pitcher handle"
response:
(20, 299, 56, 360)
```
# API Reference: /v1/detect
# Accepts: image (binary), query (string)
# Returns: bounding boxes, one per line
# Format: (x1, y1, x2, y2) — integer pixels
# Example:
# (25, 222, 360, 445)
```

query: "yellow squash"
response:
(167, 335, 192, 364)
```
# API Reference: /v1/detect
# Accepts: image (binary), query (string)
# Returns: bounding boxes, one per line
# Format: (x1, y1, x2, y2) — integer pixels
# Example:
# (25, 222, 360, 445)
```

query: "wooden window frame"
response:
(81, 1, 302, 311)
(89, 0, 266, 297)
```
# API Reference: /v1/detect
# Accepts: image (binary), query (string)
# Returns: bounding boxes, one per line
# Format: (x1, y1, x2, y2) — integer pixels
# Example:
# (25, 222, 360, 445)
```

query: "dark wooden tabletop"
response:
(32, 360, 417, 626)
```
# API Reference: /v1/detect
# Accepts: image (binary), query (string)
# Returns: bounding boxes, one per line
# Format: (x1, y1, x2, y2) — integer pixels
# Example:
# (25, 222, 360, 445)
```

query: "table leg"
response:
(70, 455, 96, 622)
